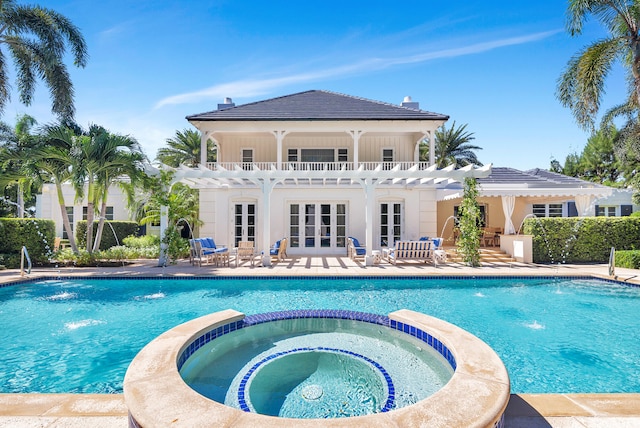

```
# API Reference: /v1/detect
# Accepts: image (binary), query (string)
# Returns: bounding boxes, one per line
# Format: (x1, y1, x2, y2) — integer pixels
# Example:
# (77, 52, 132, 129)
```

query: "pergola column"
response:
(361, 178, 376, 266)
(259, 178, 278, 266)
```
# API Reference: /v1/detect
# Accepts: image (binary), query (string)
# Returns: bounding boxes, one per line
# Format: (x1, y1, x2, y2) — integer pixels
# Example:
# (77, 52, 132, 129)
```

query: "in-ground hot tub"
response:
(124, 309, 510, 427)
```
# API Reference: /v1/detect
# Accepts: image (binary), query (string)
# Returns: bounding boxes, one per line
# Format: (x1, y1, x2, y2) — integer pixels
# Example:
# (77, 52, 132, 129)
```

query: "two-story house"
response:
(167, 90, 491, 265)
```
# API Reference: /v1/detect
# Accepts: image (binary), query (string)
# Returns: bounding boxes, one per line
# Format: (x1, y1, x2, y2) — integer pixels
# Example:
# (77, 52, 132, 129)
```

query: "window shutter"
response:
(594, 205, 600, 216)
(567, 201, 577, 217)
(621, 205, 633, 216)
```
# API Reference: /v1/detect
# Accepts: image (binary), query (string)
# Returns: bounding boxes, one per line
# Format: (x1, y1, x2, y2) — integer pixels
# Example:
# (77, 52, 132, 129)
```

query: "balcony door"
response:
(289, 203, 346, 255)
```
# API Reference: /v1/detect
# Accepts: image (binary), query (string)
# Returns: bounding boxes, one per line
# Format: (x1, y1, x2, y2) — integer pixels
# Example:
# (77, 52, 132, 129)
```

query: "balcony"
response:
(204, 161, 432, 172)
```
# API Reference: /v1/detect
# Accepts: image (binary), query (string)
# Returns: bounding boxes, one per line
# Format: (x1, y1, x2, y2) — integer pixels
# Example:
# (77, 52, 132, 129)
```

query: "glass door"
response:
(289, 203, 346, 254)
(234, 203, 256, 247)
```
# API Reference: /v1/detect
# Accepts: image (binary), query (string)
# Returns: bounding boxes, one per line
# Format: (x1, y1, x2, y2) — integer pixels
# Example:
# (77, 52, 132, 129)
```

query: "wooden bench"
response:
(384, 240, 434, 265)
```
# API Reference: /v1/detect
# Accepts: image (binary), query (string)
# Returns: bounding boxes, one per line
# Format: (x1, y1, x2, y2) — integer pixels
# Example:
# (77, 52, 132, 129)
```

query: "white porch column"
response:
(429, 130, 435, 166)
(414, 133, 428, 163)
(272, 131, 288, 170)
(200, 131, 211, 167)
(348, 130, 363, 168)
(364, 178, 376, 266)
(158, 205, 169, 266)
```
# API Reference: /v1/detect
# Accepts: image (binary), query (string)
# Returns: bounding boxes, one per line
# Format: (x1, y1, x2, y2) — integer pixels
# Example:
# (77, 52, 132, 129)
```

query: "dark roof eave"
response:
(186, 115, 450, 121)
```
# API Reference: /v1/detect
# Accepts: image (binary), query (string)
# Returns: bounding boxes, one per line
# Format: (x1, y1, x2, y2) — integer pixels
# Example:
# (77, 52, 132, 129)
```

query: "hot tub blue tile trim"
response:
(236, 346, 396, 414)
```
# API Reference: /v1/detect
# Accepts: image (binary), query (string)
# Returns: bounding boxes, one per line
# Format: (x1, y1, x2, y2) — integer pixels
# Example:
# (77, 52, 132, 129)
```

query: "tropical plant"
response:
(557, 0, 640, 128)
(30, 124, 79, 252)
(421, 121, 483, 168)
(456, 178, 482, 267)
(156, 128, 215, 167)
(0, 0, 88, 119)
(0, 114, 40, 217)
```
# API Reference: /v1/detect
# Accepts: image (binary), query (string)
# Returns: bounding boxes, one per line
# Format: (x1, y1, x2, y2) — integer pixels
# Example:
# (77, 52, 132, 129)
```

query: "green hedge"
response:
(0, 218, 55, 267)
(615, 250, 640, 269)
(523, 217, 640, 263)
(76, 220, 139, 251)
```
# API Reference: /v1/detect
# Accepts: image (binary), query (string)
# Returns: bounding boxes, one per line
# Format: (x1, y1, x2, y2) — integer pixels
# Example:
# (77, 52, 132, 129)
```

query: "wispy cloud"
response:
(154, 30, 560, 109)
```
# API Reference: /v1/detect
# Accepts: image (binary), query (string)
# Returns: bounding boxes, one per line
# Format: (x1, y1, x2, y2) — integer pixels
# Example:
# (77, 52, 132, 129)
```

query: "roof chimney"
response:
(217, 97, 235, 110)
(401, 96, 419, 110)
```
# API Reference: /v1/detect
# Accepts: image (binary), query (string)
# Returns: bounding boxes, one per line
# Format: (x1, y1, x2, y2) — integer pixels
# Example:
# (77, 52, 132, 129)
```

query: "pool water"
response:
(1, 276, 639, 394)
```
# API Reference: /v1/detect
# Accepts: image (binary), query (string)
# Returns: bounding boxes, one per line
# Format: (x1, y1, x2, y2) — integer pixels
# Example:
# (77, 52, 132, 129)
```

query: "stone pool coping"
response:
(123, 309, 510, 428)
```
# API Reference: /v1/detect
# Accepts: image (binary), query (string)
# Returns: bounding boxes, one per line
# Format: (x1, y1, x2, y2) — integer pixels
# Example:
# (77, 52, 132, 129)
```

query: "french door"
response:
(233, 202, 256, 247)
(289, 203, 346, 254)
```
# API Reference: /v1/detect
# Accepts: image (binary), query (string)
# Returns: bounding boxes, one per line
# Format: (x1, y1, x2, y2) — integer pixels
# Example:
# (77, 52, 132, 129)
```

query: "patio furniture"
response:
(236, 241, 257, 266)
(197, 237, 229, 266)
(482, 227, 502, 247)
(384, 240, 433, 265)
(270, 238, 288, 262)
(347, 237, 366, 261)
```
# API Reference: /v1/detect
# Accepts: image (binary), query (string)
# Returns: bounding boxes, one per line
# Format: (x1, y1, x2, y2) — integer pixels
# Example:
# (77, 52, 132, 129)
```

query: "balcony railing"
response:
(204, 161, 431, 172)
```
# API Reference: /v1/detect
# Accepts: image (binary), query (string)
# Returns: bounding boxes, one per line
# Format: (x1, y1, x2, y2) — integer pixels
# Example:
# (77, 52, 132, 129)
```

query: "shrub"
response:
(523, 217, 640, 263)
(123, 234, 160, 248)
(0, 218, 55, 267)
(615, 250, 640, 269)
(76, 221, 139, 250)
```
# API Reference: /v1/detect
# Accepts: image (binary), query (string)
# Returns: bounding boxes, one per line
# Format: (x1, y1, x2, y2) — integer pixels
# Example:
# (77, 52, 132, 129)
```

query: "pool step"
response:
(444, 247, 517, 264)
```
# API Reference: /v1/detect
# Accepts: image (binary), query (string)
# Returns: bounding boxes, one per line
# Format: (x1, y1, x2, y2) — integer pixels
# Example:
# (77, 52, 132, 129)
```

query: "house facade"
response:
(35, 183, 134, 240)
(167, 90, 490, 264)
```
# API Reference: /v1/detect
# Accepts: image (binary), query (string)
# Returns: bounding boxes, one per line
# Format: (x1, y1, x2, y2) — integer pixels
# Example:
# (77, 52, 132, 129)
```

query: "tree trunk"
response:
(92, 201, 107, 252)
(16, 182, 24, 218)
(55, 181, 78, 254)
(86, 179, 95, 253)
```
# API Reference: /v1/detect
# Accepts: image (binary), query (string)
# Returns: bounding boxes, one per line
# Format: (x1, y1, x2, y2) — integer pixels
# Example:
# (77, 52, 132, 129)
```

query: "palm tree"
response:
(156, 129, 214, 167)
(557, 1, 640, 131)
(0, 1, 88, 119)
(0, 115, 39, 217)
(91, 131, 146, 252)
(425, 121, 483, 168)
(33, 124, 80, 253)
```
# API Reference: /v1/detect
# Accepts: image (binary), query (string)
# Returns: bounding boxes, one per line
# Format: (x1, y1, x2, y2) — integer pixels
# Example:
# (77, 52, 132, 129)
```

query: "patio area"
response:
(1, 258, 639, 427)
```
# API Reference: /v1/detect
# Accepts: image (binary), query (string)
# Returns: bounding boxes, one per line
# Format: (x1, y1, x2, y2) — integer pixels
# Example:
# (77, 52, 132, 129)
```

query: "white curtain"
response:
(501, 195, 516, 235)
(574, 194, 594, 217)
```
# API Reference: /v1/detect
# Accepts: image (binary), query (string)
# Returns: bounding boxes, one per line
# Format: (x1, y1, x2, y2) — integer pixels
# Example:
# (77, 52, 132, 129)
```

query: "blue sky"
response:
(4, 0, 627, 170)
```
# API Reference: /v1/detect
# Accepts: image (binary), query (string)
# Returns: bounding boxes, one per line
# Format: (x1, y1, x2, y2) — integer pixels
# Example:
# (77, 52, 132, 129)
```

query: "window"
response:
(83, 206, 114, 221)
(382, 148, 394, 170)
(290, 204, 300, 248)
(63, 207, 74, 239)
(380, 202, 402, 246)
(301, 149, 334, 162)
(242, 149, 253, 170)
(596, 206, 616, 217)
(532, 203, 563, 218)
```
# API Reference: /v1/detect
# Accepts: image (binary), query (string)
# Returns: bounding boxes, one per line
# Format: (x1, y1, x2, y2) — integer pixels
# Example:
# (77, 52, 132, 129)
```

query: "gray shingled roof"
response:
(477, 167, 608, 189)
(186, 90, 449, 121)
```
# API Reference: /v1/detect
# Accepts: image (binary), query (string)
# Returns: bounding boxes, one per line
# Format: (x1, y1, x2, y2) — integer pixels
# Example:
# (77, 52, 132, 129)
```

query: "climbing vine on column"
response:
(456, 178, 481, 267)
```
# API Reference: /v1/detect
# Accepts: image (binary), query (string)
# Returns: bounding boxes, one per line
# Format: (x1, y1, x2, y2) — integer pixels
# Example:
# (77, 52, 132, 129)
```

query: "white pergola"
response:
(149, 163, 492, 266)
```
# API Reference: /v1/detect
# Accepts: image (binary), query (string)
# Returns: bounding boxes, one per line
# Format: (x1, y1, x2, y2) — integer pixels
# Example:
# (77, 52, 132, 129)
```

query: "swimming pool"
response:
(1, 276, 639, 394)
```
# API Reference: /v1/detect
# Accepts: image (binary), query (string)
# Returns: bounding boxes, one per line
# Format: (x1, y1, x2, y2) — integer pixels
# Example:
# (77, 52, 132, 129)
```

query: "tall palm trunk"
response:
(92, 199, 108, 252)
(16, 182, 24, 218)
(55, 181, 78, 254)
(85, 178, 95, 253)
